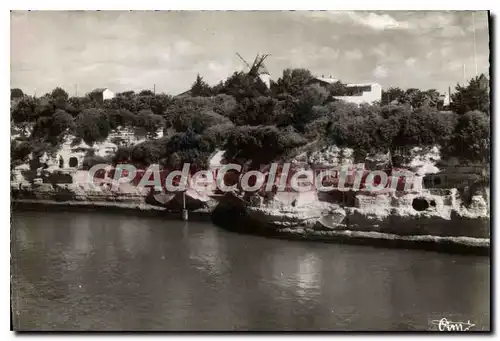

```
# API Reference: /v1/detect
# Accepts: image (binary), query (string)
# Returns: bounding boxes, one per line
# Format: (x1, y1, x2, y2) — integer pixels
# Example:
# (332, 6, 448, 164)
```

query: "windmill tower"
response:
(236, 53, 272, 88)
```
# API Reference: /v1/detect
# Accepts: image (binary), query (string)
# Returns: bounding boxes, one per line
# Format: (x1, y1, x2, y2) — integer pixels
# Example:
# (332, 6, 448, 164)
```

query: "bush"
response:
(272, 68, 314, 98)
(51, 110, 75, 137)
(450, 110, 490, 161)
(11, 88, 24, 100)
(219, 71, 269, 99)
(136, 110, 165, 134)
(11, 141, 35, 163)
(130, 138, 168, 166)
(10, 73, 492, 171)
(113, 146, 133, 163)
(450, 74, 490, 115)
(82, 155, 111, 170)
(224, 125, 306, 166)
(11, 96, 37, 123)
(106, 109, 137, 129)
(74, 109, 111, 145)
(229, 96, 278, 126)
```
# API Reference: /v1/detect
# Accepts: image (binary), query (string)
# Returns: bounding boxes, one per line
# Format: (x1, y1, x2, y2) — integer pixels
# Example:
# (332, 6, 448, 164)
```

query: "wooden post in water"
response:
(182, 190, 188, 221)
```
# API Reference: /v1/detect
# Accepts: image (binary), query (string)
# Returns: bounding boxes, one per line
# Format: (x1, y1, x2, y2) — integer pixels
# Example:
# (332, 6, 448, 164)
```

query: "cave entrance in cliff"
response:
(412, 198, 429, 211)
(69, 157, 78, 168)
(59, 157, 64, 168)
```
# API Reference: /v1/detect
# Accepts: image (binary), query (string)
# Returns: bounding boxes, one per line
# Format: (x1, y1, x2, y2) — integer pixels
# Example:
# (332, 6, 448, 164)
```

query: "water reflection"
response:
(294, 252, 322, 300)
(11, 211, 490, 331)
(187, 226, 228, 277)
(71, 217, 93, 256)
(118, 218, 151, 257)
(267, 247, 322, 303)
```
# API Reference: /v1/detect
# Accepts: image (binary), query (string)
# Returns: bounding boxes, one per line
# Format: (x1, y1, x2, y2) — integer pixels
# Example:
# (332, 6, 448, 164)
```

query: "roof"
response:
(175, 89, 192, 97)
(345, 83, 379, 87)
(257, 62, 270, 75)
(314, 77, 339, 84)
(91, 88, 109, 93)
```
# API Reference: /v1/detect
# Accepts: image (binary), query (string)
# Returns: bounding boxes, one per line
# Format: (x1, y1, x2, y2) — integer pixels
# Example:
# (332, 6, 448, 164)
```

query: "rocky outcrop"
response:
(11, 181, 218, 213)
(236, 183, 489, 252)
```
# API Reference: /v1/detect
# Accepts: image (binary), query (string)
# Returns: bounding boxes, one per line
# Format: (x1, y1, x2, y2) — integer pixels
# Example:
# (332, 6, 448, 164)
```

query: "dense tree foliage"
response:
(190, 74, 212, 97)
(449, 110, 490, 161)
(11, 88, 24, 100)
(224, 125, 307, 167)
(450, 74, 490, 115)
(382, 87, 441, 108)
(11, 71, 491, 171)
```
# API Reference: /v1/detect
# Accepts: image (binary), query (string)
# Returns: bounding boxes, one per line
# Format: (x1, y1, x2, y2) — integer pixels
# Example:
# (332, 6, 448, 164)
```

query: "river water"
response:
(11, 210, 490, 331)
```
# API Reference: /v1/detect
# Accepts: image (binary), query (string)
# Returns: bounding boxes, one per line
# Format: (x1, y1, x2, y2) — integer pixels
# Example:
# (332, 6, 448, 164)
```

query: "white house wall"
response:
(102, 89, 115, 100)
(333, 83, 382, 105)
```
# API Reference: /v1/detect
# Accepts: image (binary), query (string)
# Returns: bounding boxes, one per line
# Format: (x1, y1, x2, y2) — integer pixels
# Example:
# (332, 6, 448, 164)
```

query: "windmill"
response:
(236, 53, 272, 88)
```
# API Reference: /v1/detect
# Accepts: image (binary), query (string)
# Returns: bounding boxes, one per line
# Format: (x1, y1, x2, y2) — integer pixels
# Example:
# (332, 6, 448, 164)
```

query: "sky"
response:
(11, 10, 490, 96)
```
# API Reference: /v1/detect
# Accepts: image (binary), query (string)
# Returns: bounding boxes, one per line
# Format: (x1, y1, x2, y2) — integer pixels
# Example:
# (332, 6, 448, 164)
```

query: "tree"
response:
(382, 88, 405, 105)
(138, 89, 154, 96)
(224, 125, 306, 167)
(292, 84, 329, 133)
(328, 81, 350, 96)
(210, 81, 225, 95)
(382, 87, 442, 108)
(190, 74, 212, 97)
(421, 89, 441, 108)
(35, 97, 56, 117)
(50, 110, 75, 137)
(451, 110, 490, 161)
(130, 138, 168, 166)
(220, 71, 269, 99)
(11, 88, 24, 100)
(113, 146, 132, 163)
(149, 93, 172, 116)
(212, 94, 237, 117)
(450, 74, 490, 115)
(67, 96, 97, 115)
(272, 68, 314, 98)
(74, 109, 111, 145)
(106, 108, 137, 129)
(11, 96, 37, 123)
(229, 96, 278, 126)
(136, 109, 165, 135)
(202, 122, 235, 147)
(50, 87, 69, 101)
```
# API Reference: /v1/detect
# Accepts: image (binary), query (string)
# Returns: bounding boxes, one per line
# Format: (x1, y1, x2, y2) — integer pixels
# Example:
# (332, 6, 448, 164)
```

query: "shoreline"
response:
(12, 198, 490, 256)
(11, 199, 213, 221)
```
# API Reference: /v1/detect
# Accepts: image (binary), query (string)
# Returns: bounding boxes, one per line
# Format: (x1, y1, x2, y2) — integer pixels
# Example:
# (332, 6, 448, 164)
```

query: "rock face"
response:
(12, 179, 219, 214)
(244, 191, 346, 230)
(240, 145, 490, 248)
(11, 125, 164, 182)
(297, 145, 355, 167)
(11, 130, 490, 252)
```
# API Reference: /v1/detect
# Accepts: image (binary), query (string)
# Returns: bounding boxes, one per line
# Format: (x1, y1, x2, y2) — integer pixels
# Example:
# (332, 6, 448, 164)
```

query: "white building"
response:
(313, 76, 382, 105)
(333, 83, 382, 105)
(89, 88, 115, 102)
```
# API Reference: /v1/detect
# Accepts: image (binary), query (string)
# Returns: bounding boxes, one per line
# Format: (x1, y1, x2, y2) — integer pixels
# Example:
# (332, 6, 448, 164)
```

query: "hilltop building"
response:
(89, 88, 115, 102)
(312, 75, 382, 105)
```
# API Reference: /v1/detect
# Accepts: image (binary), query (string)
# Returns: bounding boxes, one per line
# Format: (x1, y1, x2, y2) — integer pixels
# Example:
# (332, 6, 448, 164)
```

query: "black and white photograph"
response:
(9, 8, 491, 332)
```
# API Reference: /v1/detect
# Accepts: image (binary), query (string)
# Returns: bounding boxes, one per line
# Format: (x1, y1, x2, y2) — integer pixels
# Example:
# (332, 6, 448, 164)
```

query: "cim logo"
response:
(431, 318, 475, 331)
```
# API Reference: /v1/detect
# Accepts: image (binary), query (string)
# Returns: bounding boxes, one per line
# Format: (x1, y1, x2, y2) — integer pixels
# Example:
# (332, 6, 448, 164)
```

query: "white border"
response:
(4, 1, 498, 10)
(3, 1, 497, 339)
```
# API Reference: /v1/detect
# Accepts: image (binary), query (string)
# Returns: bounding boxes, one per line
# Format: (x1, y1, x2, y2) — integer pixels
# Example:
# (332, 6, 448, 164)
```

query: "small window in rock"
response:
(412, 198, 429, 211)
(69, 157, 78, 168)
(430, 200, 436, 207)
(423, 177, 433, 188)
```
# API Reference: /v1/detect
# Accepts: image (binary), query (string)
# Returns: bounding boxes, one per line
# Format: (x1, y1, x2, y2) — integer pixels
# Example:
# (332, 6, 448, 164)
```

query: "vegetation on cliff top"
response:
(11, 70, 490, 170)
